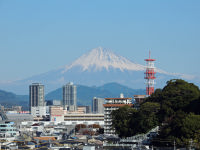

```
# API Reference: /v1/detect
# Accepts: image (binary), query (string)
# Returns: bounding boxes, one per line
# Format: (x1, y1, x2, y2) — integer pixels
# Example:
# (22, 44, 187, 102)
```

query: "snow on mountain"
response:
(0, 47, 198, 94)
(62, 47, 146, 73)
(61, 47, 169, 75)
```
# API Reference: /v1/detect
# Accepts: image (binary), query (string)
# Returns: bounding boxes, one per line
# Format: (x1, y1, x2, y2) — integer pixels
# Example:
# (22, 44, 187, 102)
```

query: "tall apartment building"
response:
(29, 83, 45, 109)
(29, 83, 45, 117)
(63, 82, 77, 111)
(92, 97, 104, 114)
(103, 95, 133, 135)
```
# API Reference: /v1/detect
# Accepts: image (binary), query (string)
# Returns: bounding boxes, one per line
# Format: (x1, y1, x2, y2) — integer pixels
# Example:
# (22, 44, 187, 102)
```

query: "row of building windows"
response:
(0, 129, 17, 131)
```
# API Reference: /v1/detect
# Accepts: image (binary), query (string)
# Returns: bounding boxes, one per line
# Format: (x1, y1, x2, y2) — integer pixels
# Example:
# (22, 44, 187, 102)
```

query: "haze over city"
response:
(0, 0, 200, 84)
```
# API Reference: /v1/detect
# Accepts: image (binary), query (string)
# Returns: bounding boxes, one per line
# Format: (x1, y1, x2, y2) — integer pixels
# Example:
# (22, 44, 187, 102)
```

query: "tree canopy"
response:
(111, 105, 136, 138)
(111, 79, 200, 147)
(111, 102, 160, 138)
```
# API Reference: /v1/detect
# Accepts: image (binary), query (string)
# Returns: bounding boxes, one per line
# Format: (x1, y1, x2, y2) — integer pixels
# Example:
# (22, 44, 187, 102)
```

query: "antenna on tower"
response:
(149, 50, 151, 59)
(145, 51, 156, 96)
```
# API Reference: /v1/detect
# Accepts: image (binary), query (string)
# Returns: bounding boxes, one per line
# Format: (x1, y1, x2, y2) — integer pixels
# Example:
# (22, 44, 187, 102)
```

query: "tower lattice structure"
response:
(145, 51, 156, 96)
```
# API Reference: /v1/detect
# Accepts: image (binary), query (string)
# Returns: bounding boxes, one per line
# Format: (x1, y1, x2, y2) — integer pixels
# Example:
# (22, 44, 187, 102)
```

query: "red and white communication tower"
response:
(145, 51, 156, 96)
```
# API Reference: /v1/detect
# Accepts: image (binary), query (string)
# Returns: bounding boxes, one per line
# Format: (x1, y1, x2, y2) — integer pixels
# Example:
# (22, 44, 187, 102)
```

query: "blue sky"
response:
(0, 0, 200, 81)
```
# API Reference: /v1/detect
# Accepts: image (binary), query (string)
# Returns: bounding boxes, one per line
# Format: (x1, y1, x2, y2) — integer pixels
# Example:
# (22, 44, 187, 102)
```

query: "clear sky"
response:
(0, 0, 200, 81)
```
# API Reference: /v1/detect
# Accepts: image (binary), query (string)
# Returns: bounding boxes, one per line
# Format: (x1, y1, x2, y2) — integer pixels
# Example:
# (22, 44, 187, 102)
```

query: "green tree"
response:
(181, 113, 200, 146)
(159, 112, 200, 147)
(131, 102, 160, 135)
(162, 79, 199, 111)
(111, 105, 136, 138)
(150, 79, 200, 147)
(111, 79, 200, 148)
(157, 79, 200, 122)
(187, 96, 200, 115)
(111, 102, 160, 137)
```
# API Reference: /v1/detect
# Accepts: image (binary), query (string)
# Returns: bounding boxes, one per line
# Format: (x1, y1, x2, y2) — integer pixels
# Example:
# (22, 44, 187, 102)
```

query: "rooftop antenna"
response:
(149, 50, 151, 59)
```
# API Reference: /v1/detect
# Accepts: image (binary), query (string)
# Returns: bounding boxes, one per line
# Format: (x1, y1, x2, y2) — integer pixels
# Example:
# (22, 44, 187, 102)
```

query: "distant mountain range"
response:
(0, 90, 28, 109)
(46, 82, 145, 106)
(0, 47, 199, 94)
(0, 82, 145, 110)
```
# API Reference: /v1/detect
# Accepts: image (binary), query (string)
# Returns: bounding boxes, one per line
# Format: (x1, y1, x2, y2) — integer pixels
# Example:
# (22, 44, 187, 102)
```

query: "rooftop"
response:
(103, 104, 133, 107)
(105, 98, 132, 100)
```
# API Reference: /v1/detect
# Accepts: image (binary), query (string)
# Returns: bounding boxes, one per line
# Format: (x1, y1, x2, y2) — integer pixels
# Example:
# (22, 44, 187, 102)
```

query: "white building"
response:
(31, 106, 46, 117)
(103, 95, 132, 135)
(49, 105, 103, 125)
(63, 82, 77, 111)
(0, 121, 19, 141)
(92, 97, 104, 114)
(64, 113, 104, 126)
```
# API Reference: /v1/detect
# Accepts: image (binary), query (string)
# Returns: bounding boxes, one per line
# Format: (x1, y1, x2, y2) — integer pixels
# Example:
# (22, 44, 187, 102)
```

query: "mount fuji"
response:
(0, 47, 198, 94)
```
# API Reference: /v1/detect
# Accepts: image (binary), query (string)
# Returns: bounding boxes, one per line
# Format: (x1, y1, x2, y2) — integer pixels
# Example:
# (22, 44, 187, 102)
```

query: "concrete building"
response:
(49, 105, 103, 125)
(85, 105, 91, 114)
(50, 106, 67, 122)
(92, 97, 104, 114)
(29, 83, 45, 110)
(77, 106, 91, 114)
(31, 106, 46, 117)
(63, 82, 77, 111)
(64, 113, 104, 126)
(103, 95, 133, 135)
(6, 113, 33, 122)
(0, 121, 18, 141)
(52, 100, 62, 106)
(29, 83, 46, 118)
(134, 95, 146, 104)
(46, 100, 62, 106)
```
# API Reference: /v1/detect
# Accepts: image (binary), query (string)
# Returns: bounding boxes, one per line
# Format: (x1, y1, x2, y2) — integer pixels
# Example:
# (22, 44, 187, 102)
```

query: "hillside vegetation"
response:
(0, 90, 28, 109)
(112, 79, 200, 148)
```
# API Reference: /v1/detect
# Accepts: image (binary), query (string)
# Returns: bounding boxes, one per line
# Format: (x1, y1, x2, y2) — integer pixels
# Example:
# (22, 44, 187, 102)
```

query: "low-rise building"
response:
(64, 113, 104, 126)
(0, 121, 18, 141)
(6, 113, 33, 122)
(31, 106, 46, 117)
(50, 106, 67, 122)
(134, 95, 146, 104)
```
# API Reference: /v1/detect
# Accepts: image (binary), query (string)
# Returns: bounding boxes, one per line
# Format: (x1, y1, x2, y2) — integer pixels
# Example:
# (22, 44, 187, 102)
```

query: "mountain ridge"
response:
(0, 47, 198, 94)
(0, 82, 146, 109)
(0, 89, 28, 109)
(45, 82, 146, 106)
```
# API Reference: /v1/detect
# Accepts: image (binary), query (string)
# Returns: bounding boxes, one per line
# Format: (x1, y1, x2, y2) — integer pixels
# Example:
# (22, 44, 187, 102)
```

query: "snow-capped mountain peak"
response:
(62, 47, 145, 73)
(1, 47, 198, 94)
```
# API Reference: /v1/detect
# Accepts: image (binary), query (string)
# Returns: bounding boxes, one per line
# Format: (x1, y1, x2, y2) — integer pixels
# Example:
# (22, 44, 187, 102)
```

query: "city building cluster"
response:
(0, 81, 147, 149)
(0, 53, 155, 149)
(29, 82, 105, 124)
